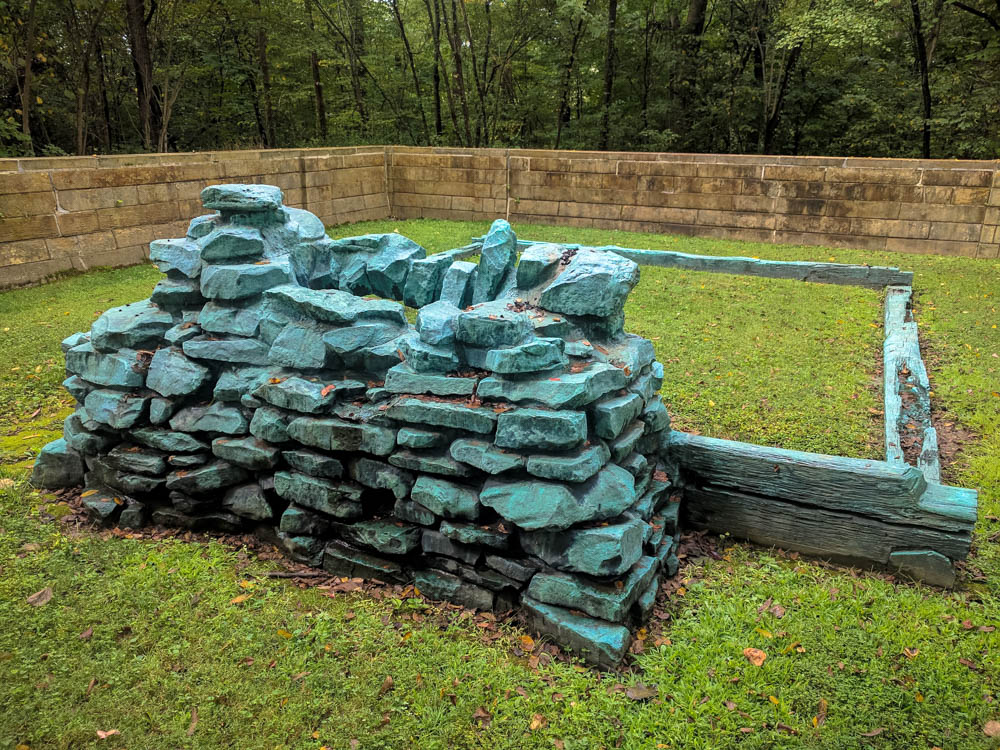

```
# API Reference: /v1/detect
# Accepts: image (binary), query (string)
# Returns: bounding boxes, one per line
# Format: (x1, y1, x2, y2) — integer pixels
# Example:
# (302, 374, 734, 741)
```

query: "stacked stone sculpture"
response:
(32, 184, 681, 667)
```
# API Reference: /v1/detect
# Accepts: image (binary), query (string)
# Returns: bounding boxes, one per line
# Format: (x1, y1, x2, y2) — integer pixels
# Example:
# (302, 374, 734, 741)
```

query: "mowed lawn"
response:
(0, 219, 997, 749)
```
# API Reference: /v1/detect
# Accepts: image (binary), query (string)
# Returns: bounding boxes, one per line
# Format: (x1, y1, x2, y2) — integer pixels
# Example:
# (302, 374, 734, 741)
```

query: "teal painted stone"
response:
(532, 312, 576, 339)
(165, 461, 249, 495)
(152, 507, 243, 533)
(439, 260, 476, 307)
(340, 519, 422, 555)
(283, 449, 343, 479)
(607, 335, 656, 375)
(149, 397, 175, 424)
(200, 259, 294, 300)
(889, 549, 956, 587)
(388, 450, 471, 477)
(182, 335, 271, 365)
(62, 375, 92, 403)
(386, 397, 497, 434)
(323, 539, 407, 583)
(118, 501, 148, 529)
(484, 555, 539, 583)
(199, 300, 266, 338)
(64, 412, 115, 454)
(397, 427, 447, 449)
(472, 219, 517, 304)
(348, 457, 414, 500)
(150, 238, 202, 278)
(629, 364, 663, 401)
(146, 347, 211, 398)
(323, 322, 401, 357)
(403, 253, 452, 308)
(526, 556, 658, 622)
(410, 475, 480, 520)
(169, 491, 213, 514)
(477, 362, 626, 409)
(31, 438, 84, 488)
(398, 334, 460, 373)
(249, 406, 291, 443)
(88, 458, 164, 495)
(287, 416, 396, 456)
(131, 428, 208, 453)
(449, 438, 524, 474)
(282, 206, 326, 241)
(164, 321, 201, 345)
(366, 234, 425, 299)
(394, 498, 437, 525)
(199, 226, 265, 262)
(170, 402, 248, 434)
(338, 256, 371, 295)
(620, 451, 648, 478)
(187, 214, 218, 239)
(609, 421, 645, 462)
(90, 300, 173, 352)
(273, 471, 363, 518)
(564, 340, 594, 359)
(539, 248, 639, 319)
(455, 301, 532, 349)
(265, 284, 406, 325)
(526, 442, 610, 483)
(201, 184, 283, 212)
(106, 443, 167, 476)
(521, 597, 630, 668)
(268, 323, 329, 369)
(439, 520, 511, 549)
(522, 515, 645, 577)
(350, 337, 406, 374)
(417, 300, 461, 347)
(593, 392, 644, 440)
(485, 338, 567, 374)
(481, 463, 635, 531)
(277, 532, 325, 566)
(384, 364, 477, 397)
(212, 436, 280, 469)
(214, 366, 272, 401)
(415, 569, 493, 609)
(61, 331, 89, 352)
(222, 482, 274, 521)
(168, 453, 209, 469)
(80, 486, 124, 525)
(495, 408, 586, 450)
(280, 505, 332, 536)
(516, 243, 562, 288)
(642, 398, 670, 433)
(84, 389, 149, 429)
(151, 278, 203, 309)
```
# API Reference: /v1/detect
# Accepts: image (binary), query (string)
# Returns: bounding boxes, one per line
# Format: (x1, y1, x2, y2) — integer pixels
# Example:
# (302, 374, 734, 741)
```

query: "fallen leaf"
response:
(229, 594, 250, 604)
(79, 627, 93, 641)
(27, 587, 53, 607)
(743, 647, 766, 666)
(530, 714, 547, 730)
(320, 384, 336, 397)
(379, 675, 394, 697)
(472, 706, 492, 728)
(625, 683, 658, 701)
(276, 628, 293, 639)
(187, 707, 198, 736)
(985, 720, 1000, 738)
(96, 729, 120, 739)
(861, 728, 886, 737)
(519, 634, 535, 651)
(814, 697, 828, 727)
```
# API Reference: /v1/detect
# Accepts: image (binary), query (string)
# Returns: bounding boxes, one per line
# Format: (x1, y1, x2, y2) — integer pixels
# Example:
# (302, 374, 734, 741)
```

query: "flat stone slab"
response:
(388, 450, 471, 477)
(200, 260, 294, 300)
(147, 347, 212, 398)
(222, 482, 274, 521)
(526, 555, 659, 622)
(520, 515, 645, 577)
(170, 403, 249, 435)
(455, 301, 532, 348)
(525, 443, 610, 483)
(84, 389, 149, 430)
(521, 597, 631, 669)
(30, 438, 84, 489)
(338, 519, 422, 555)
(265, 285, 406, 326)
(485, 338, 567, 374)
(90, 300, 173, 352)
(592, 392, 644, 440)
(105, 443, 167, 476)
(323, 539, 407, 583)
(481, 463, 635, 531)
(254, 376, 344, 414)
(449, 438, 525, 474)
(182, 336, 271, 365)
(165, 461, 250, 495)
(200, 226, 265, 262)
(287, 416, 396, 456)
(384, 365, 478, 397)
(410, 475, 480, 520)
(131, 428, 208, 453)
(386, 397, 497, 434)
(150, 238, 202, 278)
(212, 436, 280, 470)
(495, 408, 587, 451)
(201, 184, 283, 212)
(539, 247, 639, 319)
(415, 569, 493, 610)
(65, 343, 147, 388)
(273, 471, 364, 519)
(477, 362, 626, 409)
(283, 449, 344, 479)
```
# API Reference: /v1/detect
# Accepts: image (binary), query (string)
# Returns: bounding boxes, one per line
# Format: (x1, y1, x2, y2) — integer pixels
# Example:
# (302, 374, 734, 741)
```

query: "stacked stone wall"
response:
(31, 184, 680, 667)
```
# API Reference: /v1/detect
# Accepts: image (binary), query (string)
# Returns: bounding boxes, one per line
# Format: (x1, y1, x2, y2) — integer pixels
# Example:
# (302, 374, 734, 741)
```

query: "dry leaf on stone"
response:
(27, 587, 53, 607)
(743, 647, 766, 666)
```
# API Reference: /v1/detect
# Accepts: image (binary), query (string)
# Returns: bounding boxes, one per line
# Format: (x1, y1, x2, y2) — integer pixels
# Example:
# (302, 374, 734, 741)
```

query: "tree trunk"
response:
(909, 0, 933, 158)
(255, 0, 277, 148)
(96, 37, 113, 150)
(20, 0, 39, 150)
(554, 1, 590, 149)
(599, 0, 618, 150)
(124, 0, 159, 150)
(305, 0, 328, 140)
(422, 0, 444, 137)
(442, 0, 473, 145)
(390, 0, 430, 142)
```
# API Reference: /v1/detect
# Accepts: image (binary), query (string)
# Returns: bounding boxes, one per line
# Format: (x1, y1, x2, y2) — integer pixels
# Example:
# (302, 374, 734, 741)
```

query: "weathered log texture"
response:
(884, 285, 939, 482)
(493, 238, 913, 289)
(671, 432, 977, 583)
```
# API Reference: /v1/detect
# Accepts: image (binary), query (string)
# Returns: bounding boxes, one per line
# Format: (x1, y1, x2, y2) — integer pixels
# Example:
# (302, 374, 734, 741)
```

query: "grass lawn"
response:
(1, 219, 998, 749)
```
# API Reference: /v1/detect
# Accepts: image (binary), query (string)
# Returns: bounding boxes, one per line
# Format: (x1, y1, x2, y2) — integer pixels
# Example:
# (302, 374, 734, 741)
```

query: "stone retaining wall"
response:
(4, 146, 999, 288)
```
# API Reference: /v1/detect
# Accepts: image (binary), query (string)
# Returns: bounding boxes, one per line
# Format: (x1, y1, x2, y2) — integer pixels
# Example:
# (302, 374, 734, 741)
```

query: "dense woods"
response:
(1, 0, 998, 159)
